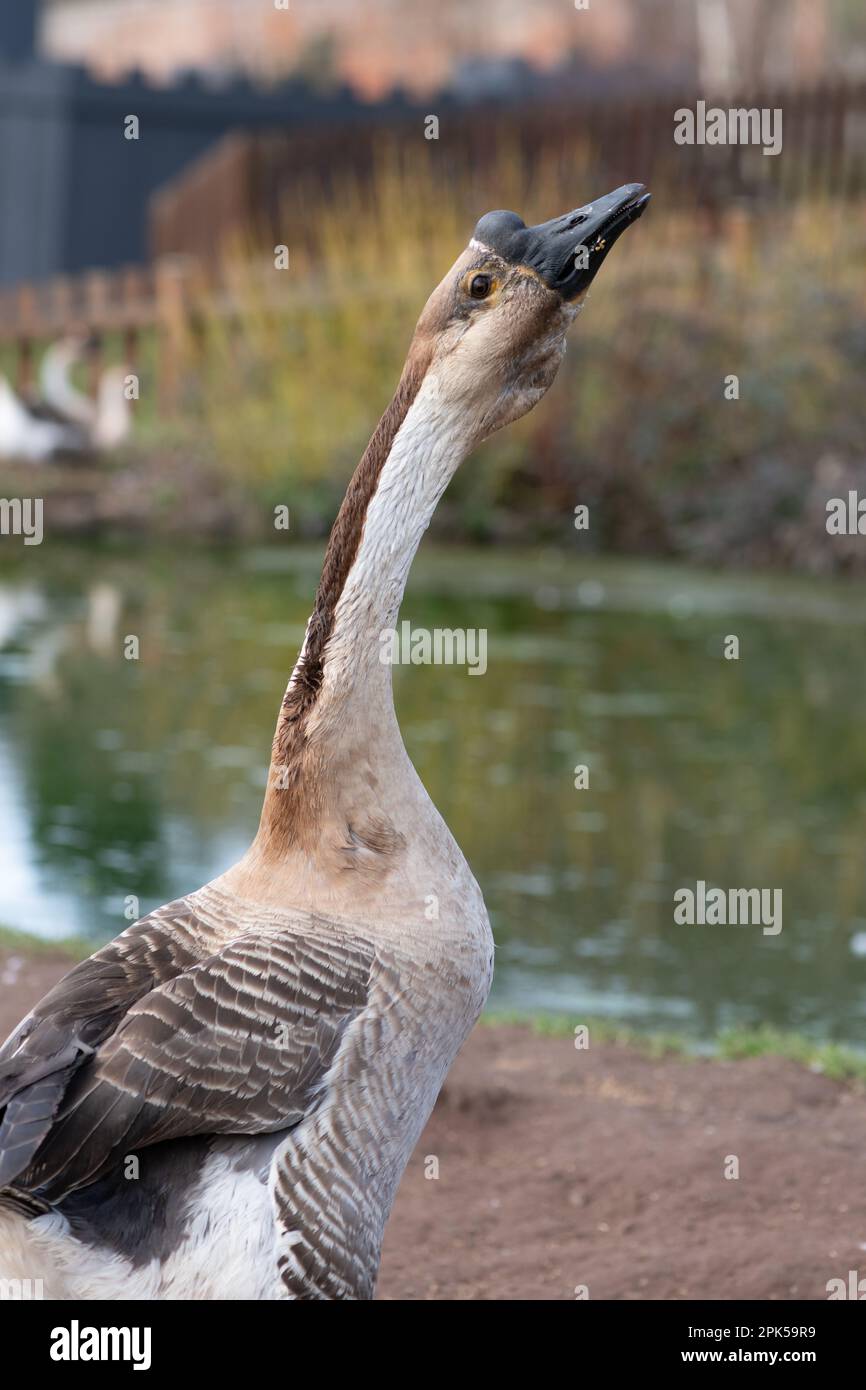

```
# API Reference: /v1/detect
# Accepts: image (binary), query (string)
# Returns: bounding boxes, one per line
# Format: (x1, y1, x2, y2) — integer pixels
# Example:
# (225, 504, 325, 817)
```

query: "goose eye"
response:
(468, 273, 492, 300)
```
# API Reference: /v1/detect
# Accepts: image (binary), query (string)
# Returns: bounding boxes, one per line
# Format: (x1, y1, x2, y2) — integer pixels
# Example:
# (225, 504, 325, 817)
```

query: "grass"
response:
(482, 1009, 689, 1057)
(482, 1012, 866, 1083)
(716, 1024, 866, 1085)
(0, 923, 93, 962)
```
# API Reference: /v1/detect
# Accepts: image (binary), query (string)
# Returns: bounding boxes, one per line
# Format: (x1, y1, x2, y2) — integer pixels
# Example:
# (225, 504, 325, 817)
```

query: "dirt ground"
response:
(2, 947, 865, 1301)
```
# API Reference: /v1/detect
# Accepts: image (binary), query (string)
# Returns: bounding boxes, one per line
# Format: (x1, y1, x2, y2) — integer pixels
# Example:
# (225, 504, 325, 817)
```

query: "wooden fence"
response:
(0, 261, 184, 403)
(150, 80, 866, 262)
(0, 256, 304, 407)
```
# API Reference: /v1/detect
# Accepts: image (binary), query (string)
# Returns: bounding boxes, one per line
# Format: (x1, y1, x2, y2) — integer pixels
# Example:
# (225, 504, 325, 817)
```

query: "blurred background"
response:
(0, 0, 865, 1047)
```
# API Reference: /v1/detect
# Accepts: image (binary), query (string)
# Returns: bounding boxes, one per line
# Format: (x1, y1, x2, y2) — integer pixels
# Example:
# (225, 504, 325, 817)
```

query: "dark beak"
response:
(530, 183, 651, 299)
(473, 183, 651, 301)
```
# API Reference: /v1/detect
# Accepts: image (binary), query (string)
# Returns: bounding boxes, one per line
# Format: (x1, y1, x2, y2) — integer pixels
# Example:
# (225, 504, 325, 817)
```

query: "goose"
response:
(0, 182, 650, 1300)
(0, 339, 132, 464)
(36, 337, 98, 432)
(0, 376, 84, 463)
(38, 337, 133, 454)
(0, 338, 94, 463)
(89, 364, 132, 452)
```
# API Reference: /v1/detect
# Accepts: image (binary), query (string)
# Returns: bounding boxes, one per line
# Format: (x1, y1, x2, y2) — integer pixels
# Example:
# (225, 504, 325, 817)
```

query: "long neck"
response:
(311, 371, 471, 710)
(258, 354, 473, 850)
(39, 345, 94, 428)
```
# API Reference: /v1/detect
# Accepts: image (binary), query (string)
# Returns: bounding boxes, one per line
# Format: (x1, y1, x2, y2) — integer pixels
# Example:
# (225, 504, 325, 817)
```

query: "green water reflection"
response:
(0, 542, 864, 1044)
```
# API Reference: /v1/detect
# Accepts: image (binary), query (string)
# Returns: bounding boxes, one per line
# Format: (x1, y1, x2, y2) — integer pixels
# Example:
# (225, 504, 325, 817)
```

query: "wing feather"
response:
(0, 908, 374, 1204)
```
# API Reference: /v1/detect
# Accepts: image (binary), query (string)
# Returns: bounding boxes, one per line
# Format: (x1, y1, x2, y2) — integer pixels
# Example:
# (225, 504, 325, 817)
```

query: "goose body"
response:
(90, 366, 132, 451)
(0, 376, 82, 462)
(0, 340, 132, 463)
(0, 183, 649, 1299)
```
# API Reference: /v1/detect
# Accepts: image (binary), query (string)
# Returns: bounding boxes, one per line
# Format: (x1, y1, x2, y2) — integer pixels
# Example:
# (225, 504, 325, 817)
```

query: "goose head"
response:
(410, 183, 650, 443)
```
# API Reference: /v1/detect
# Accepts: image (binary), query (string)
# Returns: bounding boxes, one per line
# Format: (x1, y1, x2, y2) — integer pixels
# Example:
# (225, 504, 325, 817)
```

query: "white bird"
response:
(39, 337, 133, 453)
(89, 365, 132, 452)
(0, 338, 132, 463)
(37, 337, 99, 432)
(0, 184, 650, 1299)
(0, 376, 82, 462)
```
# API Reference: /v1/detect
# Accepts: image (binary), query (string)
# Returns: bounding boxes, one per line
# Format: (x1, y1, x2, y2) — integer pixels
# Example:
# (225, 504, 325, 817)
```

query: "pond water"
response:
(0, 541, 865, 1045)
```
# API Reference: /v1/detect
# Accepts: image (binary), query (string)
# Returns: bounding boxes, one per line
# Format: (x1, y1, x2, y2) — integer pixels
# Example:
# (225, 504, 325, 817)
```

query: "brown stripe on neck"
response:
(272, 338, 433, 765)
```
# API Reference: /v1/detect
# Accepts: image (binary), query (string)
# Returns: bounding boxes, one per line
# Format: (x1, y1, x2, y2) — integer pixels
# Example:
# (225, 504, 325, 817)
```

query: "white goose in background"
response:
(0, 337, 132, 462)
(0, 375, 83, 462)
(37, 337, 99, 432)
(89, 364, 132, 452)
(39, 337, 133, 453)
(0, 183, 650, 1300)
(0, 338, 91, 462)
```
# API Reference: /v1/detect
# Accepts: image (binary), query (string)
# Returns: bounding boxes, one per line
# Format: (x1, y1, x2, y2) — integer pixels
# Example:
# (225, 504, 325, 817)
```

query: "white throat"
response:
(301, 367, 473, 743)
